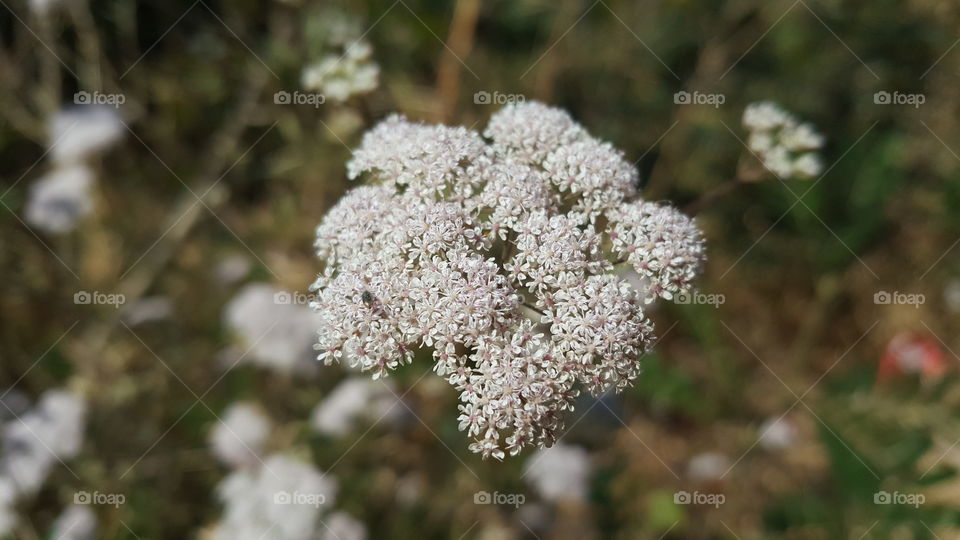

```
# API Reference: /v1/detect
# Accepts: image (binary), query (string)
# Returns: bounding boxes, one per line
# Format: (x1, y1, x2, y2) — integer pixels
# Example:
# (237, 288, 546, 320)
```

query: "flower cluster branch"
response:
(310, 101, 706, 459)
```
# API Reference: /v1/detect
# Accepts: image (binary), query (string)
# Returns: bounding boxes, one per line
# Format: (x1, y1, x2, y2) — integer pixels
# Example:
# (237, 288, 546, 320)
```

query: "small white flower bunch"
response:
(2, 390, 86, 494)
(311, 378, 401, 437)
(742, 101, 824, 179)
(49, 504, 97, 540)
(302, 41, 380, 103)
(24, 106, 123, 233)
(209, 402, 273, 469)
(206, 402, 368, 540)
(524, 443, 591, 502)
(0, 389, 87, 535)
(310, 101, 706, 459)
(211, 453, 338, 540)
(223, 284, 321, 374)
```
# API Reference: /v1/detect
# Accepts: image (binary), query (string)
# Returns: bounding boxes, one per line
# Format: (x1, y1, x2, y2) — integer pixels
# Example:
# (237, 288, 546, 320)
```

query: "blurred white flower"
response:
(742, 102, 791, 131)
(758, 416, 797, 451)
(686, 452, 730, 482)
(321, 511, 367, 540)
(2, 390, 86, 495)
(2, 451, 50, 496)
(223, 284, 321, 374)
(311, 378, 400, 437)
(313, 102, 705, 459)
(791, 153, 823, 179)
(50, 504, 97, 540)
(210, 403, 273, 468)
(742, 101, 824, 180)
(213, 454, 337, 540)
(48, 106, 123, 164)
(302, 41, 379, 103)
(524, 444, 591, 502)
(0, 477, 17, 537)
(24, 165, 95, 234)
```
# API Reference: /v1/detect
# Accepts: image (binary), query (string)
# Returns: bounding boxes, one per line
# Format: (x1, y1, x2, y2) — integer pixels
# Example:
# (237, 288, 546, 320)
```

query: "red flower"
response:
(878, 333, 948, 382)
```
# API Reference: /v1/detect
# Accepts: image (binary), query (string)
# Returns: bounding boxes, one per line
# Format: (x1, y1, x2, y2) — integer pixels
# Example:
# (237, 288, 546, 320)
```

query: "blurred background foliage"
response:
(2, 0, 960, 538)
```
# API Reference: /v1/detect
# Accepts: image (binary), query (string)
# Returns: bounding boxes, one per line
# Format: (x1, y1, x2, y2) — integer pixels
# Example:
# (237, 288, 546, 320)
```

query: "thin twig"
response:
(435, 0, 481, 122)
(522, 303, 546, 316)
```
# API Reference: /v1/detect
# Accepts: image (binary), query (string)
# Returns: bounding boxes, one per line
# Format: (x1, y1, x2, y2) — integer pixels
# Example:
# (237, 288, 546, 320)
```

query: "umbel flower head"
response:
(742, 101, 825, 179)
(310, 101, 706, 459)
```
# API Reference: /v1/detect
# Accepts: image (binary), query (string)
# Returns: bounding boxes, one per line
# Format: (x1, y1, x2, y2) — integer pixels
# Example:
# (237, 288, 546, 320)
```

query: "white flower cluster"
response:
(302, 41, 379, 103)
(0, 390, 87, 535)
(223, 284, 321, 374)
(2, 390, 86, 494)
(311, 378, 401, 437)
(25, 106, 123, 233)
(524, 443, 591, 502)
(608, 201, 705, 302)
(310, 101, 706, 459)
(206, 403, 368, 540)
(209, 402, 273, 469)
(49, 504, 97, 540)
(211, 454, 339, 540)
(0, 479, 15, 536)
(742, 101, 824, 179)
